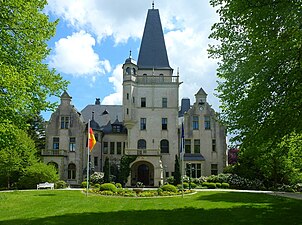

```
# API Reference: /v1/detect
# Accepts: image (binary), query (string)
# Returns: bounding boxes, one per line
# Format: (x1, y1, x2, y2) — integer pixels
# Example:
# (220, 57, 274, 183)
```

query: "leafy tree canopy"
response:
(209, 0, 302, 186)
(0, 0, 68, 128)
(209, 0, 302, 147)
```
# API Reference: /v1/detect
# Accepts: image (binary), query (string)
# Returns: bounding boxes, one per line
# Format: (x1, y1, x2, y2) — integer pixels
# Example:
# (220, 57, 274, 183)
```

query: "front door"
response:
(137, 164, 149, 185)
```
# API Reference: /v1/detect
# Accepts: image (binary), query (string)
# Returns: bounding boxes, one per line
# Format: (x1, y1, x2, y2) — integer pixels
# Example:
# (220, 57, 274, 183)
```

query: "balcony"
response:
(125, 148, 161, 156)
(124, 75, 179, 84)
(41, 149, 67, 157)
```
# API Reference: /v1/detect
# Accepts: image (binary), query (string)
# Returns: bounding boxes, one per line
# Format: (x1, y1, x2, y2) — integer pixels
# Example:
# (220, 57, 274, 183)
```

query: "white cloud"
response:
(46, 0, 148, 43)
(48, 31, 111, 77)
(46, 0, 221, 110)
(101, 64, 123, 105)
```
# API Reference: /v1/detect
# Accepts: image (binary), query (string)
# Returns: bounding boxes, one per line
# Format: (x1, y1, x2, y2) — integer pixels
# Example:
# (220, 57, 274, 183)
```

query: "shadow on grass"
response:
(1, 201, 302, 225)
(197, 191, 277, 204)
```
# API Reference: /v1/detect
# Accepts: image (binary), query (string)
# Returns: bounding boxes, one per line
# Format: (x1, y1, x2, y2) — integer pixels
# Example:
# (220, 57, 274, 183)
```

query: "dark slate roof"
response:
(184, 153, 205, 161)
(137, 9, 171, 70)
(81, 105, 123, 127)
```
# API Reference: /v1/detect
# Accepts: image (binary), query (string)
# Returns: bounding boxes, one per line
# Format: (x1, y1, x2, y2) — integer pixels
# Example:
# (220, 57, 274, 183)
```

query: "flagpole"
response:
(181, 120, 184, 198)
(86, 119, 90, 197)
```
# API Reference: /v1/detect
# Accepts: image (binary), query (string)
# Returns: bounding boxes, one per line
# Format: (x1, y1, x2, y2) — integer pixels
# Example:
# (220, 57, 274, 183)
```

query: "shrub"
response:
(191, 182, 197, 189)
(216, 183, 222, 188)
(166, 176, 175, 185)
(55, 180, 67, 189)
(183, 182, 189, 189)
(100, 190, 114, 195)
(206, 174, 231, 183)
(93, 183, 101, 190)
(81, 181, 88, 188)
(192, 177, 206, 185)
(202, 182, 216, 189)
(100, 183, 117, 193)
(161, 184, 177, 192)
(90, 172, 104, 184)
(115, 183, 122, 188)
(227, 174, 265, 190)
(18, 162, 59, 189)
(136, 182, 144, 188)
(221, 183, 230, 189)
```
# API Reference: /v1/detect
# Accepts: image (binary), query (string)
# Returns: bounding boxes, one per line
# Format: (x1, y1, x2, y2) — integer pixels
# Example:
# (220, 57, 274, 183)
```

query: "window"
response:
(103, 142, 108, 154)
(127, 93, 129, 100)
(94, 157, 98, 167)
(162, 97, 167, 108)
(126, 108, 129, 115)
(143, 74, 147, 83)
(117, 142, 122, 155)
(185, 163, 201, 178)
(53, 137, 59, 150)
(110, 142, 115, 154)
(212, 139, 216, 152)
(133, 97, 135, 103)
(159, 74, 164, 82)
(160, 139, 169, 153)
(194, 139, 200, 153)
(68, 163, 76, 179)
(140, 118, 146, 130)
(141, 97, 146, 107)
(69, 137, 76, 152)
(126, 67, 131, 74)
(204, 116, 211, 130)
(132, 68, 136, 75)
(60, 116, 70, 129)
(193, 116, 199, 130)
(95, 133, 99, 141)
(138, 139, 146, 149)
(162, 118, 167, 130)
(112, 125, 121, 133)
(211, 164, 218, 175)
(185, 139, 191, 153)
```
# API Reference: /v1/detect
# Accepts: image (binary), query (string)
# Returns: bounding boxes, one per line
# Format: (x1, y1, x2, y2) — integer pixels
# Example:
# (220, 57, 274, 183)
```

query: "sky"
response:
(43, 0, 220, 120)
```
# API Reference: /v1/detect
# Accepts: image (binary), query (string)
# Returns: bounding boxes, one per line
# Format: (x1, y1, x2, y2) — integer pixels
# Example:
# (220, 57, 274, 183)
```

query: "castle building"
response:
(43, 6, 227, 187)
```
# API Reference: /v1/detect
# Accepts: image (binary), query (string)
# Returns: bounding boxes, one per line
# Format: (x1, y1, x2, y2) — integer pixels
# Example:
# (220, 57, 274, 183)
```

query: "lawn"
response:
(0, 190, 301, 225)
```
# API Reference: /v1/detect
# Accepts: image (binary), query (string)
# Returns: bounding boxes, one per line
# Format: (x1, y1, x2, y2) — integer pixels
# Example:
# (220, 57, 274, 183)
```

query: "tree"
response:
(27, 114, 46, 156)
(18, 162, 59, 189)
(209, 0, 302, 185)
(0, 0, 67, 130)
(0, 122, 38, 188)
(103, 157, 110, 183)
(174, 155, 181, 185)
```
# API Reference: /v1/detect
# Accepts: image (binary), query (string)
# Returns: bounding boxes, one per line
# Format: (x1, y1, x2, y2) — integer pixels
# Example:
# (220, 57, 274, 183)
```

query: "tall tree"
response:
(174, 155, 181, 185)
(0, 122, 38, 188)
(209, 0, 302, 185)
(0, 0, 67, 129)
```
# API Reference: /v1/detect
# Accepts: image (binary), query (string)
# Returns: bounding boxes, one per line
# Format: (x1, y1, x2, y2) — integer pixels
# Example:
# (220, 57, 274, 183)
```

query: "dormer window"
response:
(112, 125, 121, 133)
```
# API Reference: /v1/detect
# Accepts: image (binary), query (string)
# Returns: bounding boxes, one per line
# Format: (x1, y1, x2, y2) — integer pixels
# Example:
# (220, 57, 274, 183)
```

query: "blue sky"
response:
(43, 0, 220, 120)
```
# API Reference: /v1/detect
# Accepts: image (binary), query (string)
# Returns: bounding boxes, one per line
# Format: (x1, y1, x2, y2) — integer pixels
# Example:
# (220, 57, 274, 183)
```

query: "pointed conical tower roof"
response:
(137, 7, 171, 70)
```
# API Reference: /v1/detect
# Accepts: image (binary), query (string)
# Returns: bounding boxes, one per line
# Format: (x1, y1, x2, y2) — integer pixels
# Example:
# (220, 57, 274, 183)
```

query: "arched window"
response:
(68, 163, 76, 179)
(132, 68, 136, 75)
(137, 139, 146, 149)
(126, 67, 131, 75)
(159, 74, 164, 83)
(160, 139, 169, 153)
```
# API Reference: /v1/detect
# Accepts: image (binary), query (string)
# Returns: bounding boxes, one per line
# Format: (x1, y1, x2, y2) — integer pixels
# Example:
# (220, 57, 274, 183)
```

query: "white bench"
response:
(37, 182, 54, 190)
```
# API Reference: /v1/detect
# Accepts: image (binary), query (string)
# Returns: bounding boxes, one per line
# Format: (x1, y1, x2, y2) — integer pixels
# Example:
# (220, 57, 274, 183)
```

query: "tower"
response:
(122, 6, 180, 187)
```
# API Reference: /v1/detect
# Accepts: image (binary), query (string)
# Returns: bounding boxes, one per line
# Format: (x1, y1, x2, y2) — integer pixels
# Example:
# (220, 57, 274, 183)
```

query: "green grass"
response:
(0, 190, 301, 225)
